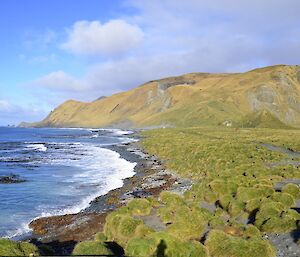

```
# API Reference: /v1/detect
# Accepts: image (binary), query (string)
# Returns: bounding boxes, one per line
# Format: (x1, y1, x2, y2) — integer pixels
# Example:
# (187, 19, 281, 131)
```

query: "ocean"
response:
(0, 127, 137, 238)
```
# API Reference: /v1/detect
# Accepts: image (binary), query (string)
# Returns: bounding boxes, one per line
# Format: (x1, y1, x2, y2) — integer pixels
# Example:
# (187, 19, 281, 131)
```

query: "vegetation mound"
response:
(205, 230, 276, 257)
(0, 239, 39, 256)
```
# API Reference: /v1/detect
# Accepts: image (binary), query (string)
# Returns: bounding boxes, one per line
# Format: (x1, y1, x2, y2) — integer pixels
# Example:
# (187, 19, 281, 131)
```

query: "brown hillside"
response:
(25, 65, 300, 128)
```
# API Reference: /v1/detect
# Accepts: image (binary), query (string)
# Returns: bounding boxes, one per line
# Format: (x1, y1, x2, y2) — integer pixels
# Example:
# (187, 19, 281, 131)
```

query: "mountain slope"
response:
(26, 65, 300, 128)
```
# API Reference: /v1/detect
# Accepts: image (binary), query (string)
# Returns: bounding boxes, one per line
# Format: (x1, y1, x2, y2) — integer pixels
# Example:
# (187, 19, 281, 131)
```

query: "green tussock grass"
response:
(126, 232, 209, 257)
(0, 239, 39, 257)
(104, 213, 153, 247)
(72, 241, 112, 256)
(205, 230, 276, 257)
(282, 183, 300, 198)
(73, 126, 300, 256)
(127, 198, 153, 216)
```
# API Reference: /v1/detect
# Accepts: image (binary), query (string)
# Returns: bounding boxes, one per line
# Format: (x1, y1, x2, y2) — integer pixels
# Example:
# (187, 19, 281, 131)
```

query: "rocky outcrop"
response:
(0, 174, 26, 184)
(29, 213, 108, 243)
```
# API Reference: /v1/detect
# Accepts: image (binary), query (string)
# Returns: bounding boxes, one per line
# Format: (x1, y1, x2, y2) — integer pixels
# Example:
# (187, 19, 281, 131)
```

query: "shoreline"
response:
(5, 129, 299, 256)
(27, 133, 191, 255)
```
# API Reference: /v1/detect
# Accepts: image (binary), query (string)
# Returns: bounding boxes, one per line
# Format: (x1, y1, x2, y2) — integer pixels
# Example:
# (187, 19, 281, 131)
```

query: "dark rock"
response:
(131, 190, 153, 198)
(0, 174, 26, 184)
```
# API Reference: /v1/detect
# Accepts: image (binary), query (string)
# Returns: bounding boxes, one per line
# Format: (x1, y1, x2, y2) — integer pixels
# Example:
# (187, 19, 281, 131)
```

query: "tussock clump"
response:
(134, 223, 155, 238)
(255, 201, 285, 227)
(159, 191, 185, 206)
(72, 241, 112, 256)
(228, 199, 245, 217)
(282, 183, 300, 199)
(244, 224, 261, 238)
(208, 208, 228, 229)
(255, 201, 298, 232)
(127, 198, 152, 216)
(271, 192, 295, 208)
(157, 205, 175, 224)
(209, 216, 226, 229)
(104, 213, 153, 246)
(0, 239, 39, 256)
(245, 197, 267, 212)
(166, 207, 208, 240)
(94, 232, 107, 242)
(74, 224, 153, 256)
(285, 209, 300, 220)
(116, 217, 143, 244)
(205, 230, 276, 257)
(158, 192, 189, 224)
(184, 182, 208, 203)
(219, 194, 234, 210)
(260, 215, 297, 233)
(126, 237, 157, 257)
(209, 179, 238, 196)
(236, 186, 274, 202)
(158, 204, 210, 241)
(203, 189, 218, 203)
(127, 232, 209, 257)
(166, 221, 205, 241)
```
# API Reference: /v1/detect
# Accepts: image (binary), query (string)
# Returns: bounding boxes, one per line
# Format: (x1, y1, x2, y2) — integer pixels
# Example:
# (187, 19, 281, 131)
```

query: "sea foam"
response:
(25, 143, 47, 152)
(34, 144, 136, 218)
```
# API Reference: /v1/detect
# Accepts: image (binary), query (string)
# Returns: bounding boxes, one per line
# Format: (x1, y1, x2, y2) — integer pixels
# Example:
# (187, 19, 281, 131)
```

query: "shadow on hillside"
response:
(247, 208, 259, 224)
(157, 239, 167, 257)
(105, 241, 125, 256)
(30, 239, 77, 255)
(290, 229, 300, 243)
(31, 238, 128, 256)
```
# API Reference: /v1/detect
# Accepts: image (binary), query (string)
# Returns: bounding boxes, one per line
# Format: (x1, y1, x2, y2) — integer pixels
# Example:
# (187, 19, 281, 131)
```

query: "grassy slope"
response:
(29, 65, 300, 128)
(73, 127, 300, 257)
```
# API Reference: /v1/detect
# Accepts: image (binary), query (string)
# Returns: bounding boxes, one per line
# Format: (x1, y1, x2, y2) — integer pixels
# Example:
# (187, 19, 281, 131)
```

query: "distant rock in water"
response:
(0, 174, 26, 184)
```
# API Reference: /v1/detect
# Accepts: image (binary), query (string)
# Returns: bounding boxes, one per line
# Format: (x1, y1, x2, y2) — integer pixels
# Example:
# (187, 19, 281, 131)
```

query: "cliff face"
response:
(26, 65, 300, 128)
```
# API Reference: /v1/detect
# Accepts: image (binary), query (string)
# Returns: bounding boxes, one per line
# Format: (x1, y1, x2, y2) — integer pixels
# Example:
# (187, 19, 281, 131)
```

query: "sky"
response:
(0, 0, 299, 125)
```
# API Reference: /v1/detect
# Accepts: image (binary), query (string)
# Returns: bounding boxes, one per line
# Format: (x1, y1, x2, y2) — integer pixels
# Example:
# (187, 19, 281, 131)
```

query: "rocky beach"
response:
(28, 134, 192, 255)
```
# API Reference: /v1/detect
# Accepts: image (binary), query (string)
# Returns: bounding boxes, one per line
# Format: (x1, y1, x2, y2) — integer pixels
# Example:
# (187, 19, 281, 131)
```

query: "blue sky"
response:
(0, 0, 299, 125)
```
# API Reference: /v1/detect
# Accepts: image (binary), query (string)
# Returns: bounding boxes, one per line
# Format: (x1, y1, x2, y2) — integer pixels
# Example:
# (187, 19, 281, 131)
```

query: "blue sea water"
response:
(0, 127, 137, 238)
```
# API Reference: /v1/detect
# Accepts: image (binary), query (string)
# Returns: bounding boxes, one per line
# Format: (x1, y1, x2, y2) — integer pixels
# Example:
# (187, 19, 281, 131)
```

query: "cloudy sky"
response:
(0, 0, 299, 125)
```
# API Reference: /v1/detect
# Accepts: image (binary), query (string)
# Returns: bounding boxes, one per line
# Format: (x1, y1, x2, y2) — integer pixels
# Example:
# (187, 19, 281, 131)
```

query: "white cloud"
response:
(61, 20, 144, 55)
(29, 71, 87, 92)
(127, 0, 300, 62)
(0, 99, 48, 125)
(24, 0, 300, 112)
(26, 46, 255, 103)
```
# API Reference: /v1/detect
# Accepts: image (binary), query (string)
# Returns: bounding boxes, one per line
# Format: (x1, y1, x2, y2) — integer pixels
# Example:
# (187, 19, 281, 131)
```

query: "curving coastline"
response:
(0, 127, 139, 239)
(27, 134, 189, 255)
(9, 128, 300, 257)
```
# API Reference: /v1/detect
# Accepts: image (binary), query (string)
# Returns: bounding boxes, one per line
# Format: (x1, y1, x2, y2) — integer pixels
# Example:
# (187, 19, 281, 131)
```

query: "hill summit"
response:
(23, 65, 300, 129)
